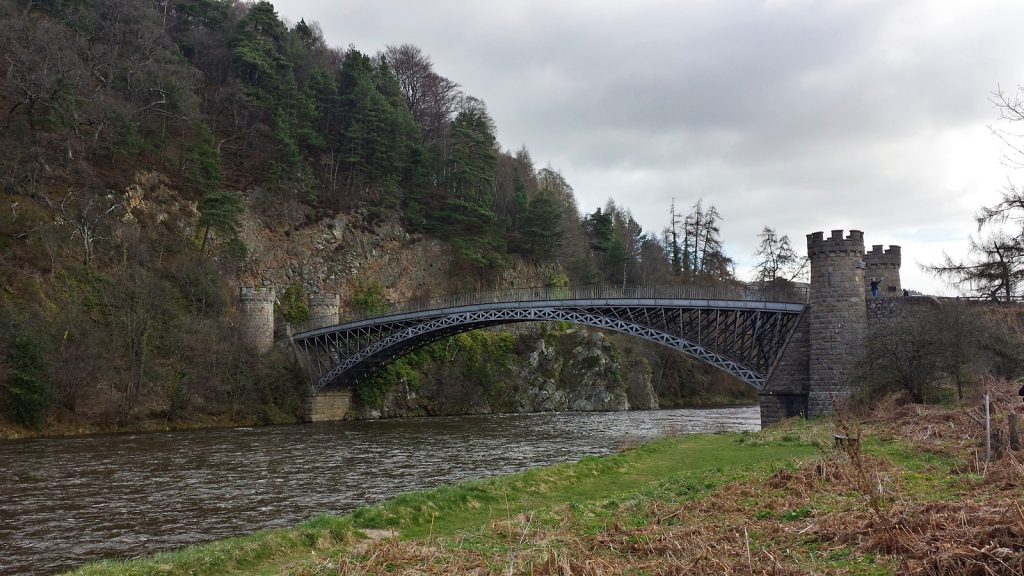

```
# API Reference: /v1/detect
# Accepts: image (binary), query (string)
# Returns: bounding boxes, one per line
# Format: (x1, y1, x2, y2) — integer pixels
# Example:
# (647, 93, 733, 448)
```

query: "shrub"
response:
(279, 283, 310, 325)
(350, 281, 388, 316)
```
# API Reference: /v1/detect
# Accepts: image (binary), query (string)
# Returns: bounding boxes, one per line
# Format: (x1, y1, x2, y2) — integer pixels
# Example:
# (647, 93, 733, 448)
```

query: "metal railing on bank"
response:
(283, 283, 809, 337)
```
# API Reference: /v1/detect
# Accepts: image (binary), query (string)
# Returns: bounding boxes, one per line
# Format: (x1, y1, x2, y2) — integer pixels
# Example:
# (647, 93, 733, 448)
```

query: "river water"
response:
(0, 406, 759, 575)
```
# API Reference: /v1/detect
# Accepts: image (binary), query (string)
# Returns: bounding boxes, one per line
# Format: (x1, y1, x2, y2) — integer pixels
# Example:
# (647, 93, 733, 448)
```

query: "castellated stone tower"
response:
(863, 244, 902, 298)
(240, 287, 275, 353)
(308, 293, 341, 330)
(806, 230, 867, 417)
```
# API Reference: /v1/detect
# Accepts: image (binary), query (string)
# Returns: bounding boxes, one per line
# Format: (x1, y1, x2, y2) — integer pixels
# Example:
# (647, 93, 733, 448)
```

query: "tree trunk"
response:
(200, 225, 211, 256)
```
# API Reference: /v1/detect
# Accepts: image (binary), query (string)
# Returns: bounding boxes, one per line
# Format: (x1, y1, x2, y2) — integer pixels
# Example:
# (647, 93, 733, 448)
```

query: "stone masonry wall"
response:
(866, 296, 943, 324)
(305, 390, 352, 422)
(866, 296, 903, 321)
(760, 230, 908, 426)
(759, 311, 810, 427)
(240, 287, 275, 353)
(807, 230, 866, 418)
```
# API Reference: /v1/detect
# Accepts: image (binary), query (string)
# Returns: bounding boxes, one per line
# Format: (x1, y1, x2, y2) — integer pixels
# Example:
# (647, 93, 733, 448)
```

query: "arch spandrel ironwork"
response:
(287, 286, 808, 395)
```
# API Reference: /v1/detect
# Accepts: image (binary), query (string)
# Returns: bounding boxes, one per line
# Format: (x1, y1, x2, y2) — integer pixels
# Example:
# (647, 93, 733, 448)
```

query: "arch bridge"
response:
(288, 285, 808, 395)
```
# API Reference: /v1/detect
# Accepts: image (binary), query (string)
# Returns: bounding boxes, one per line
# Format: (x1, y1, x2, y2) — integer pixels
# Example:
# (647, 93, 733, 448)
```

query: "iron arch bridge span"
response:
(289, 296, 806, 394)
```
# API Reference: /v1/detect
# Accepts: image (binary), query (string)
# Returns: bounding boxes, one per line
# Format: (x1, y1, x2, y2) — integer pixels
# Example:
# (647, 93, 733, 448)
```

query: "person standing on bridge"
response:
(869, 277, 881, 298)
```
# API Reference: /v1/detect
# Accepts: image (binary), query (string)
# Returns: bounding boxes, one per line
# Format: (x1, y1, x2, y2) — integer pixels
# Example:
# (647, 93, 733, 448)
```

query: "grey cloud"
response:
(275, 0, 1024, 292)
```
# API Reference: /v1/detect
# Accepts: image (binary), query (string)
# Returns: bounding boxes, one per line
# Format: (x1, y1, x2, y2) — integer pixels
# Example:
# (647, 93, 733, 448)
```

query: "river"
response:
(0, 406, 759, 575)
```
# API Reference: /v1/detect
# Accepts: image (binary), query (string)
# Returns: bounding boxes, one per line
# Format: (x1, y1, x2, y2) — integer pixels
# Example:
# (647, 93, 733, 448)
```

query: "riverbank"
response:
(0, 412, 303, 442)
(0, 398, 757, 442)
(67, 395, 1023, 575)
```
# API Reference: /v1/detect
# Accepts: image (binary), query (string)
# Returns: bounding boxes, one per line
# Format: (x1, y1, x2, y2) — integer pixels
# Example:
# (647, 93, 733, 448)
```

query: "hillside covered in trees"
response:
(0, 0, 754, 435)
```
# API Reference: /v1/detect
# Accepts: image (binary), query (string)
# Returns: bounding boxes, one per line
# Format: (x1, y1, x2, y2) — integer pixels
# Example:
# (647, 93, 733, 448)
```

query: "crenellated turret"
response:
(806, 229, 865, 257)
(863, 244, 902, 298)
(308, 293, 340, 330)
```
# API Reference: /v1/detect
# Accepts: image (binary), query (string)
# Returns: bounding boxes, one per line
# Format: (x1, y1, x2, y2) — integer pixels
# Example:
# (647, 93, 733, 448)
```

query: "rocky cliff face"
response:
(354, 327, 660, 419)
(241, 208, 550, 309)
(241, 211, 456, 304)
(514, 330, 652, 413)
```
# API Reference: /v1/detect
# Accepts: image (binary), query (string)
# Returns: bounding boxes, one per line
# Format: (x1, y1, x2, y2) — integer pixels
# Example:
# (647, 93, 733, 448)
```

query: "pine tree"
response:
(518, 190, 564, 263)
(669, 199, 682, 276)
(196, 190, 244, 255)
(446, 97, 498, 204)
(679, 200, 733, 283)
(752, 226, 804, 284)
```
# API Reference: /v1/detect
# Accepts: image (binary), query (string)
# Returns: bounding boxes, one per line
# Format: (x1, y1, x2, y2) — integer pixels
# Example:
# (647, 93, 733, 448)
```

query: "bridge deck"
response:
(294, 297, 806, 340)
(288, 284, 808, 338)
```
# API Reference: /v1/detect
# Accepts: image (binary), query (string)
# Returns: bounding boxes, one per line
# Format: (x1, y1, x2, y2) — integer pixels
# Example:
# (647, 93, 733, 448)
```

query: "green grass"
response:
(359, 434, 819, 540)
(70, 515, 355, 576)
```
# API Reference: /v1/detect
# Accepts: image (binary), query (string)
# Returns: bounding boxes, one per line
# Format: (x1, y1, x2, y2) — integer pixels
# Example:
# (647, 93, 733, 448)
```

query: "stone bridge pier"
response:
(303, 389, 352, 422)
(302, 292, 352, 421)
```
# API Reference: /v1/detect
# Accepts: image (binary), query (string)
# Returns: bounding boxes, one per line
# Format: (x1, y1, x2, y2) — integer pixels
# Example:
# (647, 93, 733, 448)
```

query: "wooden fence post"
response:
(985, 393, 991, 464)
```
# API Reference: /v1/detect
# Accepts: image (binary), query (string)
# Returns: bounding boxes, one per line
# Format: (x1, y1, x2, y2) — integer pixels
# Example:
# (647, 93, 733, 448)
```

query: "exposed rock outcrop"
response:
(356, 327, 655, 419)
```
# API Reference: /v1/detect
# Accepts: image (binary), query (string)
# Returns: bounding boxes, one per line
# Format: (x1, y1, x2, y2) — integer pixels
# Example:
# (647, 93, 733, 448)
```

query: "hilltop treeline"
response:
(0, 0, 748, 432)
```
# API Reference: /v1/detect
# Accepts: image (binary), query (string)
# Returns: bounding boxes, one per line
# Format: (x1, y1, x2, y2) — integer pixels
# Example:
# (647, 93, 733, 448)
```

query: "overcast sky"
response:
(276, 0, 1024, 294)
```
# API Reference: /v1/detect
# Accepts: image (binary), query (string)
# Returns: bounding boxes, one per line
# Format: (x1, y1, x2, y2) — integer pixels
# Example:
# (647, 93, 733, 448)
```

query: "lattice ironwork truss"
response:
(290, 299, 806, 393)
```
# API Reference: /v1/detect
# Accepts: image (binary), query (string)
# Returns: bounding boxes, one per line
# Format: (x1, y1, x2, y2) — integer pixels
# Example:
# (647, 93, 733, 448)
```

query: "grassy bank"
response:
(69, 399, 1022, 575)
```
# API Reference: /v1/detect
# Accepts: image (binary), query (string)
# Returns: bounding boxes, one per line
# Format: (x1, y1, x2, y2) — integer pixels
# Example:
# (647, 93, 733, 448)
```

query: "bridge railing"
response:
(285, 283, 809, 336)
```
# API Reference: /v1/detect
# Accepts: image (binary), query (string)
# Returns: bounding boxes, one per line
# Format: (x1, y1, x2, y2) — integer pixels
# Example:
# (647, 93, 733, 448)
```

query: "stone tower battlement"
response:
(760, 228, 913, 426)
(806, 229, 865, 256)
(864, 244, 901, 268)
(240, 286, 276, 303)
(864, 244, 902, 298)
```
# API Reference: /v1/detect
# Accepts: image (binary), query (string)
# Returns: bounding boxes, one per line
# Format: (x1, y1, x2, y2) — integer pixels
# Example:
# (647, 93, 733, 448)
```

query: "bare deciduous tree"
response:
(859, 304, 1012, 404)
(50, 191, 122, 267)
(383, 43, 463, 155)
(383, 44, 433, 123)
